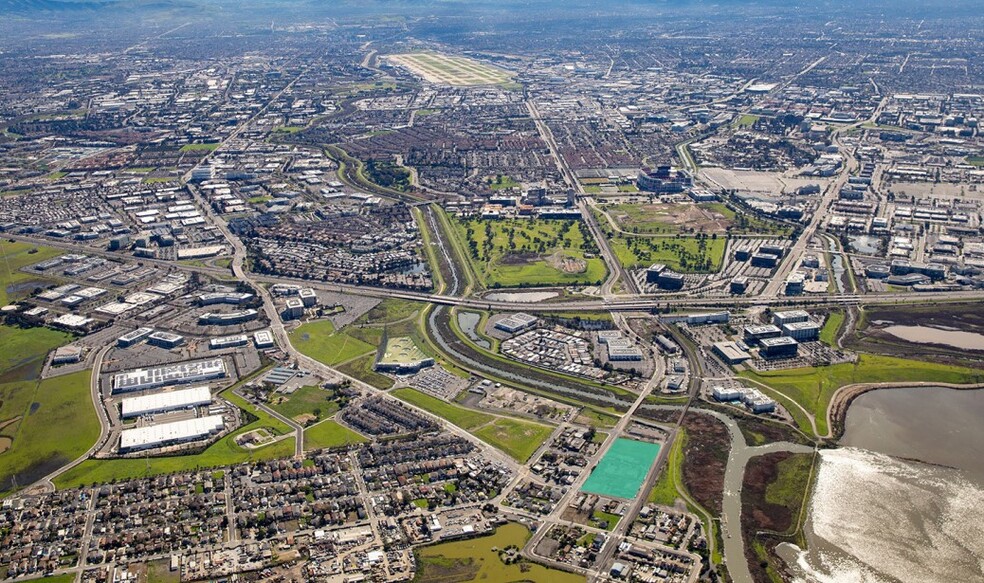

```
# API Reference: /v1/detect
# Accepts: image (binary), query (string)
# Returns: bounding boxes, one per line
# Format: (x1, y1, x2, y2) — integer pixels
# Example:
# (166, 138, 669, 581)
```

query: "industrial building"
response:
(112, 359, 227, 394)
(120, 386, 212, 419)
(119, 415, 225, 452)
(759, 336, 799, 358)
(495, 313, 539, 334)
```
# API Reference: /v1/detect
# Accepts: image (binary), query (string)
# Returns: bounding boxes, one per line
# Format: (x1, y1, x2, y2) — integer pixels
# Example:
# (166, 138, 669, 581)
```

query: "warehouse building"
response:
(120, 386, 212, 419)
(112, 359, 227, 394)
(495, 313, 539, 334)
(712, 341, 751, 365)
(119, 415, 225, 452)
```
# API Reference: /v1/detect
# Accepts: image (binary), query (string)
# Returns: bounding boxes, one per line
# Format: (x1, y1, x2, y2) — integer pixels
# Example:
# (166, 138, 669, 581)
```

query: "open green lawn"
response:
(0, 324, 72, 384)
(609, 235, 726, 272)
(290, 320, 376, 366)
(414, 522, 583, 583)
(355, 298, 421, 325)
(269, 385, 338, 424)
(596, 203, 789, 238)
(53, 384, 294, 490)
(452, 217, 607, 287)
(337, 354, 394, 389)
(819, 311, 845, 346)
(737, 114, 760, 128)
(0, 240, 62, 305)
(392, 388, 493, 430)
(473, 418, 554, 462)
(179, 142, 220, 152)
(393, 388, 553, 461)
(303, 419, 367, 451)
(742, 354, 984, 436)
(0, 370, 97, 495)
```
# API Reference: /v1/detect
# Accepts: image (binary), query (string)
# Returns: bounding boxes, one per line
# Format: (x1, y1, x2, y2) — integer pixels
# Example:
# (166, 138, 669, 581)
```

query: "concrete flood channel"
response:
(650, 406, 813, 583)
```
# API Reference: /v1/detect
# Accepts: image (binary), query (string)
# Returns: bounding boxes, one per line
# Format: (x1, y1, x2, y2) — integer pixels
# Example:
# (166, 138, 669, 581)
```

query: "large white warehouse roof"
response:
(119, 415, 224, 451)
(120, 386, 212, 418)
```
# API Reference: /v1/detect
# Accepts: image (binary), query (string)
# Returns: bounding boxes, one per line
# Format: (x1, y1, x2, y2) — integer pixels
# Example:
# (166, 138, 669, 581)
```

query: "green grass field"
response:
(473, 418, 554, 462)
(337, 354, 394, 389)
(742, 354, 984, 436)
(819, 311, 844, 346)
(179, 142, 220, 152)
(290, 320, 376, 366)
(303, 420, 367, 451)
(0, 324, 72, 384)
(0, 370, 97, 495)
(609, 235, 726, 272)
(488, 175, 520, 190)
(53, 386, 295, 490)
(393, 388, 553, 461)
(452, 217, 607, 287)
(0, 240, 62, 305)
(737, 114, 760, 128)
(414, 522, 583, 583)
(765, 453, 814, 535)
(648, 429, 686, 507)
(269, 385, 338, 424)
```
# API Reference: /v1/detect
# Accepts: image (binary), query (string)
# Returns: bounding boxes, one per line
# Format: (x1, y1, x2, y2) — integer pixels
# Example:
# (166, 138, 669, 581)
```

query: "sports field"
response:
(388, 52, 513, 86)
(582, 438, 662, 500)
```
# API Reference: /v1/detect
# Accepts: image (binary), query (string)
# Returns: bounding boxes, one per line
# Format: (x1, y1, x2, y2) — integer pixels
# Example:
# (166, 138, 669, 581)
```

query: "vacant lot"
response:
(269, 385, 338, 425)
(389, 52, 513, 86)
(414, 522, 583, 583)
(393, 388, 553, 461)
(0, 370, 97, 494)
(290, 320, 376, 366)
(303, 420, 366, 451)
(453, 217, 607, 287)
(473, 417, 554, 462)
(598, 202, 789, 237)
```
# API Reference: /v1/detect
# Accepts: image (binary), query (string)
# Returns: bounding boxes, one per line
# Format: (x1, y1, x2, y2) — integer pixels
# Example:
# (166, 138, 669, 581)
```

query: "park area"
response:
(388, 52, 514, 86)
(414, 522, 583, 583)
(582, 438, 662, 500)
(452, 217, 607, 287)
(596, 201, 790, 237)
(609, 234, 726, 272)
(290, 320, 377, 366)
